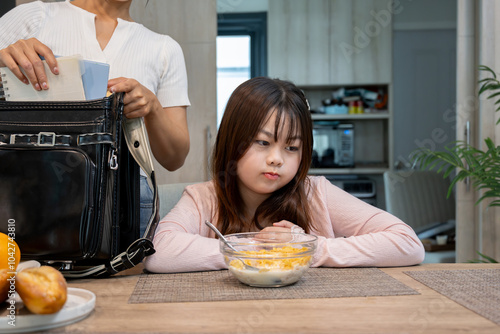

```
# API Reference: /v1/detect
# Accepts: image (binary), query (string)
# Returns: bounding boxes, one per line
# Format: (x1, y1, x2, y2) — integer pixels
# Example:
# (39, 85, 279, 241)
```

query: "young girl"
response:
(145, 77, 425, 273)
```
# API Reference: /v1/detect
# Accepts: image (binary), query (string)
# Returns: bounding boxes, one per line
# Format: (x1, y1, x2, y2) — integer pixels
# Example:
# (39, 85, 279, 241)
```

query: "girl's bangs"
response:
(274, 106, 302, 143)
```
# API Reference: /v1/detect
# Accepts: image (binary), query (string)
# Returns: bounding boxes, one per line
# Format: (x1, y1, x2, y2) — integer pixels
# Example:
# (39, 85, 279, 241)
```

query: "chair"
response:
(383, 170, 455, 236)
(157, 182, 197, 218)
(383, 170, 456, 263)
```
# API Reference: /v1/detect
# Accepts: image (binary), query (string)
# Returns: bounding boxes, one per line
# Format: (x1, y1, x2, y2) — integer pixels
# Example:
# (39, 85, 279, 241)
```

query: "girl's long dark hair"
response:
(212, 77, 314, 235)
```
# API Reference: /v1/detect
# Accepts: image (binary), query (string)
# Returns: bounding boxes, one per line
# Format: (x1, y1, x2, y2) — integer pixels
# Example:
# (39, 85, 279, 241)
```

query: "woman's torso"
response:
(7, 1, 172, 95)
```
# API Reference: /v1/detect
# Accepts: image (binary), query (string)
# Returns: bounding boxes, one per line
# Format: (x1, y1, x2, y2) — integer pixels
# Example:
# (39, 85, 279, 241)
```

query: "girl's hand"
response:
(272, 220, 299, 230)
(258, 220, 305, 242)
(0, 38, 58, 91)
(107, 77, 162, 119)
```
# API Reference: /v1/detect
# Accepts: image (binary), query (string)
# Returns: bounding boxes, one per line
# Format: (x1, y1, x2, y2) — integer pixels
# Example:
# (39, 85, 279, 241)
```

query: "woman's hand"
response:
(107, 77, 162, 119)
(0, 38, 58, 91)
(108, 77, 189, 171)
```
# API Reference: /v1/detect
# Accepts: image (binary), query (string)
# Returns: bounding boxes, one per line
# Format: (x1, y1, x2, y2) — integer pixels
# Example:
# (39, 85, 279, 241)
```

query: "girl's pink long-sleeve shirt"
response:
(144, 176, 425, 273)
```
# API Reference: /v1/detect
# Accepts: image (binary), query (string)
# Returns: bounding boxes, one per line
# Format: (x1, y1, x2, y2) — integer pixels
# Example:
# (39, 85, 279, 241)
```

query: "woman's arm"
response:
(121, 35, 190, 171)
(144, 105, 189, 171)
(108, 78, 190, 171)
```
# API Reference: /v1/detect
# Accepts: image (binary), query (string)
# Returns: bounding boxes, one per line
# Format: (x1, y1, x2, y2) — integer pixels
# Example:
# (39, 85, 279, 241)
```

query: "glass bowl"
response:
(220, 231, 317, 287)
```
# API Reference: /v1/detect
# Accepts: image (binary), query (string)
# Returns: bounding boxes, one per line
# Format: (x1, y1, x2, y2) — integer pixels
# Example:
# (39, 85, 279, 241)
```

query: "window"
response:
(217, 12, 267, 126)
(216, 36, 251, 126)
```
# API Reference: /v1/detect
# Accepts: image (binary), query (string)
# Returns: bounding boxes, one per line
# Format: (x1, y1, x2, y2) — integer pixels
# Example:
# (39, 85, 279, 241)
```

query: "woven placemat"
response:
(405, 269, 500, 325)
(128, 268, 418, 304)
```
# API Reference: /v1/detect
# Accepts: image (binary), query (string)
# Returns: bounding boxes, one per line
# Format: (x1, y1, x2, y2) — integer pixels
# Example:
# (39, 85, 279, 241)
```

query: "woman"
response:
(0, 0, 191, 234)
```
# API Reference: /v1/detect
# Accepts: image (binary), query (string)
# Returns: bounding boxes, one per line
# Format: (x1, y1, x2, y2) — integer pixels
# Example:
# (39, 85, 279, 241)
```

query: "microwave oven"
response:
(326, 175, 377, 206)
(312, 123, 354, 168)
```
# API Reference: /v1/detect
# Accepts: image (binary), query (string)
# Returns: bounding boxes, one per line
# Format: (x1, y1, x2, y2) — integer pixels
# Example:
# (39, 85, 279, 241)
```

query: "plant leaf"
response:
(476, 251, 498, 263)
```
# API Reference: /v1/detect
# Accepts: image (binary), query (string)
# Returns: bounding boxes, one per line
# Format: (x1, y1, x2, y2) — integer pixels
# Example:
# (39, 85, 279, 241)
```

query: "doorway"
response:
(392, 29, 457, 167)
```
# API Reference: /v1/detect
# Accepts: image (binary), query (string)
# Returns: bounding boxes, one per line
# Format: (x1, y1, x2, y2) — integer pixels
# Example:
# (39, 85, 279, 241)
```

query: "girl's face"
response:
(236, 111, 302, 206)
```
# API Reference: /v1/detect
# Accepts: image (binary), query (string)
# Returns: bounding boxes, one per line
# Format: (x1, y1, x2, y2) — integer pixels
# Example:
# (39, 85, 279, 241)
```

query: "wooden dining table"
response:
(32, 263, 498, 334)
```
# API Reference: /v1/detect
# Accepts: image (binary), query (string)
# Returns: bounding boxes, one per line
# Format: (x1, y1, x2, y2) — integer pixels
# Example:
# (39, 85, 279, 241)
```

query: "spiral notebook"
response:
(0, 55, 109, 101)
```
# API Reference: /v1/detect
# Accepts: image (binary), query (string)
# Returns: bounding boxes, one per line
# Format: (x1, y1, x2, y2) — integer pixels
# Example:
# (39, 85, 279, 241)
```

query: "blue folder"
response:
(81, 59, 110, 100)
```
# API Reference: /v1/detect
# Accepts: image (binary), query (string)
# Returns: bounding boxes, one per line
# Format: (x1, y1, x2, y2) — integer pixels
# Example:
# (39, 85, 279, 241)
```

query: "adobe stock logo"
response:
(340, 0, 405, 63)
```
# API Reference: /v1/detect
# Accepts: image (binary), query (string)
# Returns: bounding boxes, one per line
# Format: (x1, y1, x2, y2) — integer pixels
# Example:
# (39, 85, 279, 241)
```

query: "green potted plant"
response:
(412, 65, 500, 263)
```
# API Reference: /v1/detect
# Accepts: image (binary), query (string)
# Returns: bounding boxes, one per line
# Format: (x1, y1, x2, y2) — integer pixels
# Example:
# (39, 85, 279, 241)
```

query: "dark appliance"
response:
(312, 122, 354, 168)
(327, 175, 377, 206)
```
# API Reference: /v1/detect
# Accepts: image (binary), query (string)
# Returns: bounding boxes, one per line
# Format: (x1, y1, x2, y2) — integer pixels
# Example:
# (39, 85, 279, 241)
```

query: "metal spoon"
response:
(205, 220, 259, 271)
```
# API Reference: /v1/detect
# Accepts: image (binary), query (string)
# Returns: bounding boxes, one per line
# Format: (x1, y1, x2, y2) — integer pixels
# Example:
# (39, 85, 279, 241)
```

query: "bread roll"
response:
(16, 266, 67, 314)
(0, 269, 10, 302)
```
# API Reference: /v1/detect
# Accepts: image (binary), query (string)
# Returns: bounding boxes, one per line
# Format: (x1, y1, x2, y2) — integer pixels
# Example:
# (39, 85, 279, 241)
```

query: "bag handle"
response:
(63, 93, 159, 278)
(121, 111, 160, 241)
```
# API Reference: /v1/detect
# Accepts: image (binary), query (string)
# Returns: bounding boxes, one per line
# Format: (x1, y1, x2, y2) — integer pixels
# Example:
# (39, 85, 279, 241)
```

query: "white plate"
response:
(0, 287, 95, 333)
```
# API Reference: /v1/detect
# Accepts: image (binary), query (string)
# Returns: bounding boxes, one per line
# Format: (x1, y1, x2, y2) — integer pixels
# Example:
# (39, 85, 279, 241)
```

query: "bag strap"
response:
(121, 112, 160, 242)
(63, 93, 159, 278)
(0, 132, 114, 146)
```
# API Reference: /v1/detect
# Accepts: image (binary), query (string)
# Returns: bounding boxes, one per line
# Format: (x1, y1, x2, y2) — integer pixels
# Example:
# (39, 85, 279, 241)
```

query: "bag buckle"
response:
(109, 149, 119, 170)
(37, 132, 56, 146)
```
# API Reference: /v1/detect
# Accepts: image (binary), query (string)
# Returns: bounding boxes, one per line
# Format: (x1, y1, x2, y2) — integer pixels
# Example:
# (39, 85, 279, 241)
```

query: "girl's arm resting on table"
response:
(143, 184, 225, 273)
(309, 176, 425, 268)
(312, 216, 425, 268)
(144, 227, 227, 273)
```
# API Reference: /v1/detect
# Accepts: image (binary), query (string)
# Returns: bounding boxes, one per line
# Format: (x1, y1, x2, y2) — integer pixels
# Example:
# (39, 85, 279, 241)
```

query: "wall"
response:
(392, 9, 457, 169)
(392, 0, 456, 30)
(216, 0, 457, 22)
(217, 0, 268, 13)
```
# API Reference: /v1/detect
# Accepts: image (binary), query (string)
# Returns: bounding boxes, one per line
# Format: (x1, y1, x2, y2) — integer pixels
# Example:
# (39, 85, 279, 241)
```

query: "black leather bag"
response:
(0, 93, 159, 278)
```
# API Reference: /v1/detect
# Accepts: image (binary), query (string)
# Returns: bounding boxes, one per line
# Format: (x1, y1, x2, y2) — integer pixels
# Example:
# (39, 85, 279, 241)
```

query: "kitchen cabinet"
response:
(268, 0, 392, 85)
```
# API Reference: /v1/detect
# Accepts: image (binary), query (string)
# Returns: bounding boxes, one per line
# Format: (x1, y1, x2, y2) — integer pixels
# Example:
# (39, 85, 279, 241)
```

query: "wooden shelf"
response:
(299, 83, 391, 90)
(305, 83, 392, 179)
(422, 242, 456, 252)
(311, 113, 389, 121)
(309, 166, 389, 175)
